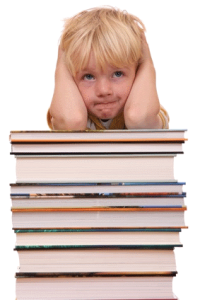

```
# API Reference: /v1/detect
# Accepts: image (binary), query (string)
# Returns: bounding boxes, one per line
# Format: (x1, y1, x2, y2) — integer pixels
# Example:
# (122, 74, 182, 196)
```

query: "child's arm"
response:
(124, 34, 163, 129)
(48, 46, 88, 130)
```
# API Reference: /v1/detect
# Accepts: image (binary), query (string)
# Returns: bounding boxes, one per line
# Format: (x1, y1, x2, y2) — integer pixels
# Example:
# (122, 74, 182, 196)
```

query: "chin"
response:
(96, 110, 120, 120)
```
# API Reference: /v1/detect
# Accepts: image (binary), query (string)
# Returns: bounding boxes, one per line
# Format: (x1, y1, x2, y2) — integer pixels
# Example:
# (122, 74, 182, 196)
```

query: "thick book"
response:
(10, 181, 186, 195)
(15, 273, 178, 300)
(16, 247, 176, 272)
(14, 228, 182, 246)
(12, 207, 187, 229)
(15, 154, 176, 182)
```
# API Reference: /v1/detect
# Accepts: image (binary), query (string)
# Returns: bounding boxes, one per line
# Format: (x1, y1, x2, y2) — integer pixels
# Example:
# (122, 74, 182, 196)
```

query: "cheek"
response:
(125, 76, 135, 95)
(79, 88, 94, 108)
(128, 84, 133, 95)
(118, 82, 134, 101)
(77, 84, 90, 102)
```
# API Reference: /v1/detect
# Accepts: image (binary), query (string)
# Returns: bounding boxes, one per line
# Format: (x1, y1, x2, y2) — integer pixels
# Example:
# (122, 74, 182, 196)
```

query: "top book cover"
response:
(10, 129, 187, 142)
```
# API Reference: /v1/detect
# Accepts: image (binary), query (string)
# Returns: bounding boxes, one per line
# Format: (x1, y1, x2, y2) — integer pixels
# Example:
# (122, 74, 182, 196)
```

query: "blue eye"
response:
(113, 71, 123, 78)
(84, 74, 94, 80)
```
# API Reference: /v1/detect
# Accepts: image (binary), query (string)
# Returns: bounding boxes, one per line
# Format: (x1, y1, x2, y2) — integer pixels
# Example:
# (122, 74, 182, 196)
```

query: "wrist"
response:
(139, 58, 154, 69)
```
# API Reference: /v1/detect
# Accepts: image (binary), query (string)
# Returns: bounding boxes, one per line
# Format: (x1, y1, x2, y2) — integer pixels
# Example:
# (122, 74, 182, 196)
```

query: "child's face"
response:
(74, 52, 137, 120)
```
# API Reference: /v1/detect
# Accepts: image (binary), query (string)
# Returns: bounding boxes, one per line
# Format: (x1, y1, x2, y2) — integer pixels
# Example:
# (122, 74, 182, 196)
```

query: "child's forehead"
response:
(82, 51, 97, 70)
(80, 51, 130, 73)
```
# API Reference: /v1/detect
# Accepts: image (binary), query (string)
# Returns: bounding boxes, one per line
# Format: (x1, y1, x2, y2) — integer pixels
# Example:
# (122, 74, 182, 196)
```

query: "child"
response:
(47, 6, 169, 130)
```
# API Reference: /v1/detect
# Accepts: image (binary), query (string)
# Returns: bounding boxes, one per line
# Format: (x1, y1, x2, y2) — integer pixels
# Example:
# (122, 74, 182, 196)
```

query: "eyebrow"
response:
(78, 65, 132, 76)
(78, 67, 96, 74)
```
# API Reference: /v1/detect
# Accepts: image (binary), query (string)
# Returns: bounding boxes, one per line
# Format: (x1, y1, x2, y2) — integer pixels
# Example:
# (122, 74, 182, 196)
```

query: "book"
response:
(12, 207, 187, 229)
(16, 247, 176, 272)
(10, 129, 187, 142)
(10, 181, 186, 195)
(10, 141, 184, 155)
(15, 154, 176, 182)
(15, 273, 178, 300)
(11, 193, 186, 208)
(14, 228, 182, 246)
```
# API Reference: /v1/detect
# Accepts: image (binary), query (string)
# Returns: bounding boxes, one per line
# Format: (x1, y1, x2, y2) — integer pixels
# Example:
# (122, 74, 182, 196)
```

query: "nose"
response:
(95, 78, 113, 97)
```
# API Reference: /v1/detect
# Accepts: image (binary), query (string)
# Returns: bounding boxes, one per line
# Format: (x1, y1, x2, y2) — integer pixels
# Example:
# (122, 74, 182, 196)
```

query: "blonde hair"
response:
(60, 6, 145, 76)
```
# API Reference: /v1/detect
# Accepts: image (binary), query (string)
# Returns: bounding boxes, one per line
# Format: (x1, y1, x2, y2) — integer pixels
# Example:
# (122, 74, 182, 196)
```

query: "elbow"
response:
(124, 105, 162, 129)
(124, 109, 147, 129)
(50, 110, 88, 130)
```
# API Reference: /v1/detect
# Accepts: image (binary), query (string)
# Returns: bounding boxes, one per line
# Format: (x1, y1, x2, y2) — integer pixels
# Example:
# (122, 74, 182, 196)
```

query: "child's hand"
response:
(57, 45, 67, 65)
(138, 33, 154, 66)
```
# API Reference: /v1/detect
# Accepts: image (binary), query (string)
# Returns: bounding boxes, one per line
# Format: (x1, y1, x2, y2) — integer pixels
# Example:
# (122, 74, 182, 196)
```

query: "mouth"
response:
(95, 101, 117, 109)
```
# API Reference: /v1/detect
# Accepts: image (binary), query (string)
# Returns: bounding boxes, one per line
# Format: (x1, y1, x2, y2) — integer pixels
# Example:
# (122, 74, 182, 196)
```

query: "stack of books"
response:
(10, 129, 187, 300)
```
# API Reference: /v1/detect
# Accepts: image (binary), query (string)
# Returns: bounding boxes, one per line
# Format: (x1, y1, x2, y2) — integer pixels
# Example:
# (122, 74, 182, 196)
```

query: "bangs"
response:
(92, 21, 142, 71)
(61, 7, 145, 76)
